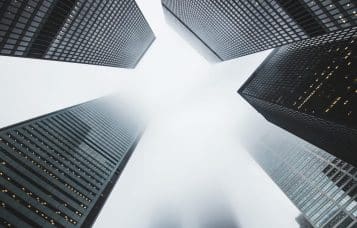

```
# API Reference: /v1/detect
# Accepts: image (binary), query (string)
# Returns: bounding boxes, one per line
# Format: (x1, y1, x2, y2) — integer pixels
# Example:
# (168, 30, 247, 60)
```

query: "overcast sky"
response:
(0, 0, 301, 227)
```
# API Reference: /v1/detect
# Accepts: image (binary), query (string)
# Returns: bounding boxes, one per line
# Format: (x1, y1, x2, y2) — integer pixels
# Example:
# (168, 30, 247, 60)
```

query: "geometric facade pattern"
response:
(249, 130, 357, 228)
(162, 0, 357, 61)
(239, 27, 357, 166)
(0, 0, 155, 68)
(0, 98, 142, 227)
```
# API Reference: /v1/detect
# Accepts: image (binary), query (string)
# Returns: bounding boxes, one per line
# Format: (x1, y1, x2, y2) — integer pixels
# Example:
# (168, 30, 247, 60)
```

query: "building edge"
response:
(81, 130, 144, 227)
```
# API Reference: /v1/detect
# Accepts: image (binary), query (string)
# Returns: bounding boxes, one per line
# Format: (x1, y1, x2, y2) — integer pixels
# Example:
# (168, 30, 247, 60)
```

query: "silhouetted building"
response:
(0, 98, 143, 227)
(162, 0, 357, 61)
(0, 0, 155, 68)
(239, 27, 357, 166)
(248, 128, 357, 228)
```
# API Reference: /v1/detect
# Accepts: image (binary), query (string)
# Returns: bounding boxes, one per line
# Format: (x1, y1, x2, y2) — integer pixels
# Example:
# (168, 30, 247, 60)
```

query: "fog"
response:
(0, 0, 301, 227)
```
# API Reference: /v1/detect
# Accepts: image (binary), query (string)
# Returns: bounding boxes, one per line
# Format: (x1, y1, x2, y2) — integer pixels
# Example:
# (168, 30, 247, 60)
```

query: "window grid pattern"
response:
(0, 0, 55, 56)
(0, 0, 155, 68)
(240, 27, 356, 128)
(238, 26, 357, 166)
(0, 99, 142, 227)
(162, 0, 357, 60)
(251, 131, 357, 228)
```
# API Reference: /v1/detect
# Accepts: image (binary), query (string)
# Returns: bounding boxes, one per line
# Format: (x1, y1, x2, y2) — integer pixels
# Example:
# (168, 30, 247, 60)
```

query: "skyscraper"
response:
(246, 127, 357, 228)
(0, 0, 155, 68)
(162, 0, 357, 61)
(0, 97, 143, 227)
(238, 27, 356, 166)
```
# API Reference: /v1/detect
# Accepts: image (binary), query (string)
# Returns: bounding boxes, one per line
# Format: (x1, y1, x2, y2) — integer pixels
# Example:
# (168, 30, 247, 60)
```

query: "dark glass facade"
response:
(162, 0, 357, 61)
(0, 98, 143, 227)
(239, 27, 357, 166)
(247, 129, 357, 228)
(0, 0, 155, 68)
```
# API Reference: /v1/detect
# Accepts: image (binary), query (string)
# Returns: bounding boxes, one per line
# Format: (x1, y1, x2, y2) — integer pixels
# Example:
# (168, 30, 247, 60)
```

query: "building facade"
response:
(247, 128, 357, 228)
(0, 98, 143, 227)
(0, 0, 155, 68)
(239, 27, 356, 166)
(162, 0, 357, 61)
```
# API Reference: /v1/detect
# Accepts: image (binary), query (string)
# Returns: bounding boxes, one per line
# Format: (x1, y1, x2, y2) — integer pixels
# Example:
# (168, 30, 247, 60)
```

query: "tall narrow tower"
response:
(0, 97, 143, 227)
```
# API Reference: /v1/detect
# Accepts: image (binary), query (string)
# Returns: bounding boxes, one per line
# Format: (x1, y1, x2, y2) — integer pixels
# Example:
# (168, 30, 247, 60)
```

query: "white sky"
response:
(0, 0, 301, 227)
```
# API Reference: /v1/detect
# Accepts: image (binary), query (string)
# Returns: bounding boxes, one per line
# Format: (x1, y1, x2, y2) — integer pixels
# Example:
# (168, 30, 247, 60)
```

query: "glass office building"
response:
(162, 0, 357, 61)
(0, 0, 155, 68)
(239, 27, 356, 166)
(247, 128, 357, 228)
(0, 98, 143, 227)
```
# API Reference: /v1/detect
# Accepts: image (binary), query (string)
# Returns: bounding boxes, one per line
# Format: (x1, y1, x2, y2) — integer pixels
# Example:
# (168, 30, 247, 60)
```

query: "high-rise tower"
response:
(162, 0, 356, 61)
(246, 127, 357, 228)
(0, 0, 155, 68)
(0, 97, 143, 227)
(239, 27, 356, 165)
